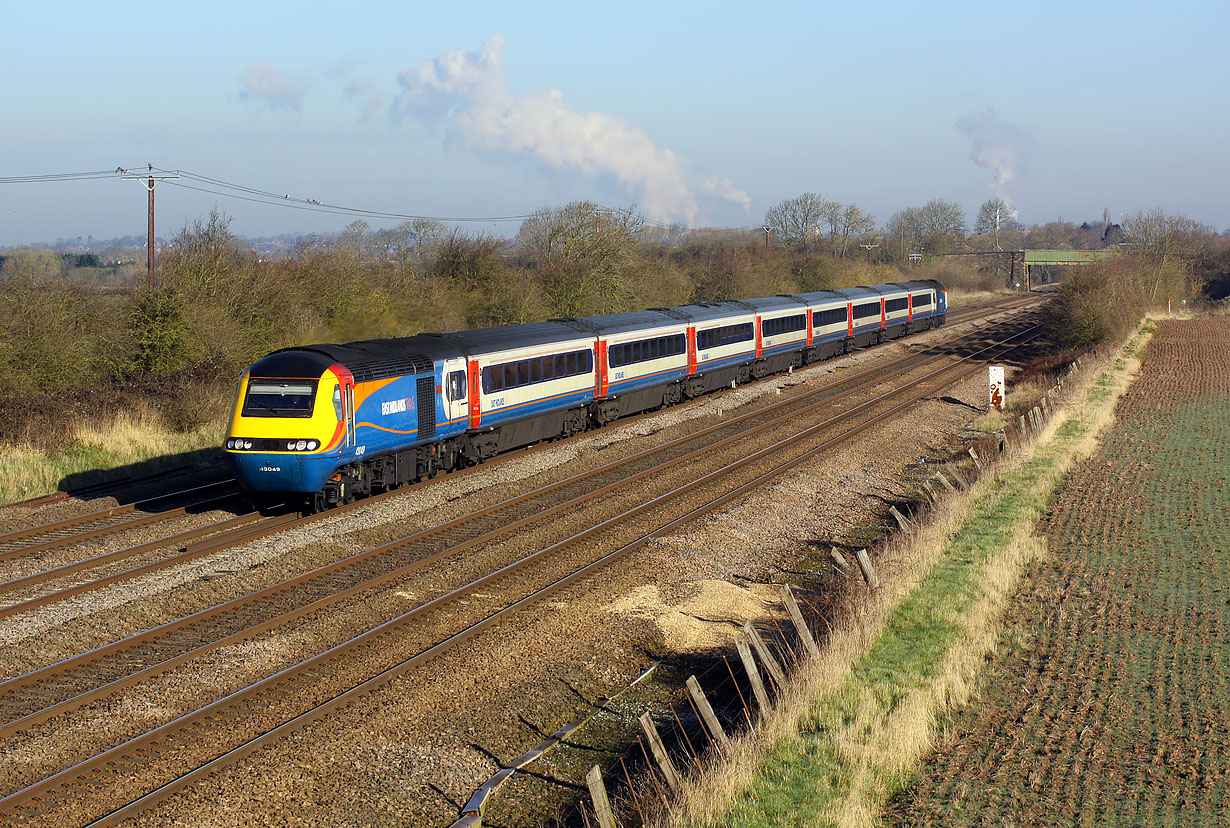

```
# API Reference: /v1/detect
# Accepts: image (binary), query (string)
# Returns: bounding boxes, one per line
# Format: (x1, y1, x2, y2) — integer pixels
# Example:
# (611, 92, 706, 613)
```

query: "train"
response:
(224, 280, 947, 512)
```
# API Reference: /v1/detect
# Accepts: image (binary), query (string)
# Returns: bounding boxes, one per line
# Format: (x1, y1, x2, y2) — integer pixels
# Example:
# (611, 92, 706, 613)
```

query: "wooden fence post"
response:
(830, 546, 849, 571)
(934, 472, 956, 493)
(968, 447, 983, 470)
(686, 676, 731, 752)
(639, 713, 680, 790)
(734, 634, 771, 714)
(743, 622, 787, 690)
(855, 548, 879, 590)
(586, 765, 617, 828)
(781, 584, 821, 660)
(889, 505, 912, 532)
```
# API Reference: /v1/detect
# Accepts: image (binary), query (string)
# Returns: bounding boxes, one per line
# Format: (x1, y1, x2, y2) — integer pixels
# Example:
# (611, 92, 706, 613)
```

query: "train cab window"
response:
(332, 386, 344, 421)
(243, 379, 318, 418)
(447, 370, 467, 402)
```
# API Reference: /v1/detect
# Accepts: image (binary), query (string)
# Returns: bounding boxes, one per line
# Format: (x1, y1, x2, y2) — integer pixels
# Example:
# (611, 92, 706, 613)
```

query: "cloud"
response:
(701, 175, 752, 213)
(955, 109, 1033, 208)
(238, 62, 303, 112)
(390, 35, 748, 224)
(325, 59, 387, 121)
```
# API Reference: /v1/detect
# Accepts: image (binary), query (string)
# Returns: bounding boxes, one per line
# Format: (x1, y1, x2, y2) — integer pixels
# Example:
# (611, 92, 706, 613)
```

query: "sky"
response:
(2, 0, 1227, 246)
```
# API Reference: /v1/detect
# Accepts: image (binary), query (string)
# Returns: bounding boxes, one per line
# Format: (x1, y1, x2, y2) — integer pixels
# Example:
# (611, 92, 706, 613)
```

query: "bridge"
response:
(936, 249, 1122, 289)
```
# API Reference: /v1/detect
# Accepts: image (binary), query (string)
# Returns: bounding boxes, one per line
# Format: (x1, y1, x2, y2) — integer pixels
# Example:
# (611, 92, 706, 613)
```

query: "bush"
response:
(1043, 258, 1164, 350)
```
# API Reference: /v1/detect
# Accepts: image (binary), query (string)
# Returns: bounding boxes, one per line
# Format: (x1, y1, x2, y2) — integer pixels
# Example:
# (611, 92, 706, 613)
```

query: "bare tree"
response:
(375, 219, 447, 273)
(764, 193, 827, 248)
(834, 204, 877, 258)
(515, 201, 644, 317)
(516, 201, 643, 266)
(917, 199, 967, 239)
(975, 198, 1017, 251)
(885, 207, 923, 257)
(1124, 208, 1214, 298)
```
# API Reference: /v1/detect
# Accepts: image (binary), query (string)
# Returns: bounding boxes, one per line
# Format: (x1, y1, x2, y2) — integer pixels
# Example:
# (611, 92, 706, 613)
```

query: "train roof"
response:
(568, 309, 686, 335)
(741, 295, 810, 313)
(406, 319, 594, 360)
(254, 340, 434, 383)
(669, 301, 759, 322)
(252, 278, 947, 380)
(830, 286, 882, 301)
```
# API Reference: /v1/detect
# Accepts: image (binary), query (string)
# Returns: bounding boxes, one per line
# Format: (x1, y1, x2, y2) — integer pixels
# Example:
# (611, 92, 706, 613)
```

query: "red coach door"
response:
(595, 341, 609, 397)
(468, 360, 481, 429)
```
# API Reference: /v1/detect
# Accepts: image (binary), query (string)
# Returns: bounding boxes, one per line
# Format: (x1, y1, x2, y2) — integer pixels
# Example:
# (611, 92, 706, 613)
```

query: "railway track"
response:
(0, 481, 242, 571)
(0, 301, 1044, 827)
(0, 294, 1035, 622)
(1, 315, 1037, 732)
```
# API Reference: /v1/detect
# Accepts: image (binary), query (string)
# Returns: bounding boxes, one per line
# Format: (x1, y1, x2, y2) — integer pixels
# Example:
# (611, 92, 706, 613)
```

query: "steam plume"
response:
(390, 35, 748, 224)
(955, 109, 1032, 212)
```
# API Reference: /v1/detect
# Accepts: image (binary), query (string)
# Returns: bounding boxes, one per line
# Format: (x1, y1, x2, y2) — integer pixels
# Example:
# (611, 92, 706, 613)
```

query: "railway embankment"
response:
(652, 319, 1157, 827)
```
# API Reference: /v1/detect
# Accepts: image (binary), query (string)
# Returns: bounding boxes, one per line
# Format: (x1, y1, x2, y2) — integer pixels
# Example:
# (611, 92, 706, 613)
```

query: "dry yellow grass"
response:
(0, 397, 226, 504)
(654, 320, 1153, 828)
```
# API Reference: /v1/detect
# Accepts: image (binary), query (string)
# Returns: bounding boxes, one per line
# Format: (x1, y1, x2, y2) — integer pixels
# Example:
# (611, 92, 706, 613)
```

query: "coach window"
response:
(503, 364, 517, 389)
(530, 359, 542, 383)
(566, 352, 578, 375)
(447, 370, 466, 401)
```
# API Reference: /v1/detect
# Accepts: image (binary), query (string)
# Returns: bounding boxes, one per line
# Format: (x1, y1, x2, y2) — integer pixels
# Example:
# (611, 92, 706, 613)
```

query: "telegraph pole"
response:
(146, 171, 154, 289)
(120, 166, 179, 291)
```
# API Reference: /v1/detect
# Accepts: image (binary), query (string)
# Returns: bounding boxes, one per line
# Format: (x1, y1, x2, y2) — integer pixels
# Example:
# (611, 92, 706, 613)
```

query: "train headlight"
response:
(226, 439, 234, 449)
(296, 440, 308, 451)
(307, 440, 318, 450)
(287, 441, 297, 451)
(242, 440, 253, 450)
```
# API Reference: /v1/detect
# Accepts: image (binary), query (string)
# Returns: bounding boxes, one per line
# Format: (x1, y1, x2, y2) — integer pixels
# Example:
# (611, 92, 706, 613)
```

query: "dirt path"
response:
(888, 318, 1230, 826)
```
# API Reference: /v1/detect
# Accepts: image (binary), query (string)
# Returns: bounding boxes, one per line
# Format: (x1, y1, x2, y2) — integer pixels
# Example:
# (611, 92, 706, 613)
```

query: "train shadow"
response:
(55, 447, 241, 513)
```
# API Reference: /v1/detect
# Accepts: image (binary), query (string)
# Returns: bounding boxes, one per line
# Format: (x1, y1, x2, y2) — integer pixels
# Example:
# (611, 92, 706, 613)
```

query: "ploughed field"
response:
(890, 318, 1230, 826)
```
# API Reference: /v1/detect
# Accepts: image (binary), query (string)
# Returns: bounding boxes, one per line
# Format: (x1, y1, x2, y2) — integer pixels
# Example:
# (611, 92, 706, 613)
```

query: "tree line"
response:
(1, 200, 1225, 407)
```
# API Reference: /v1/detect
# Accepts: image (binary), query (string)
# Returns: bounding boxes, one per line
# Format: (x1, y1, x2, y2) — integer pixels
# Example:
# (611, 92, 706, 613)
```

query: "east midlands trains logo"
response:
(380, 397, 416, 416)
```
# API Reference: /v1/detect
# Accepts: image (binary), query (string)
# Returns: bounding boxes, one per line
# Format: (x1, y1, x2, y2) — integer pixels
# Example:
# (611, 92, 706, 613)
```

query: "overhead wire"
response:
(3, 164, 679, 229)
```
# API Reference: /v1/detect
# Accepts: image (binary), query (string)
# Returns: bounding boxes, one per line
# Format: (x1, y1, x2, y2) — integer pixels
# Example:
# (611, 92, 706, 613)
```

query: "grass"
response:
(655, 321, 1154, 828)
(0, 399, 228, 504)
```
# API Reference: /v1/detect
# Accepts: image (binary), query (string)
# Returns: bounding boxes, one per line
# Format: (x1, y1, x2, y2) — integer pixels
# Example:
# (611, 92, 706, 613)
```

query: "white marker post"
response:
(988, 365, 1006, 411)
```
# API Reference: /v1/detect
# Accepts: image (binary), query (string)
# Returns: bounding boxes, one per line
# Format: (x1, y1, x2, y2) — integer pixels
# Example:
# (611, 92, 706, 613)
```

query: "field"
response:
(889, 318, 1230, 825)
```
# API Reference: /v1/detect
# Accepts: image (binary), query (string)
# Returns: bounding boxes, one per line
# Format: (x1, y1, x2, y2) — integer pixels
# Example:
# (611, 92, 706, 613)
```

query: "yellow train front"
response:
(224, 349, 353, 508)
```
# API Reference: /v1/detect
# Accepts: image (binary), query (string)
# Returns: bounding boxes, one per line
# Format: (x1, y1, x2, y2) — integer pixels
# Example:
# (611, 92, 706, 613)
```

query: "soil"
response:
(888, 318, 1230, 826)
